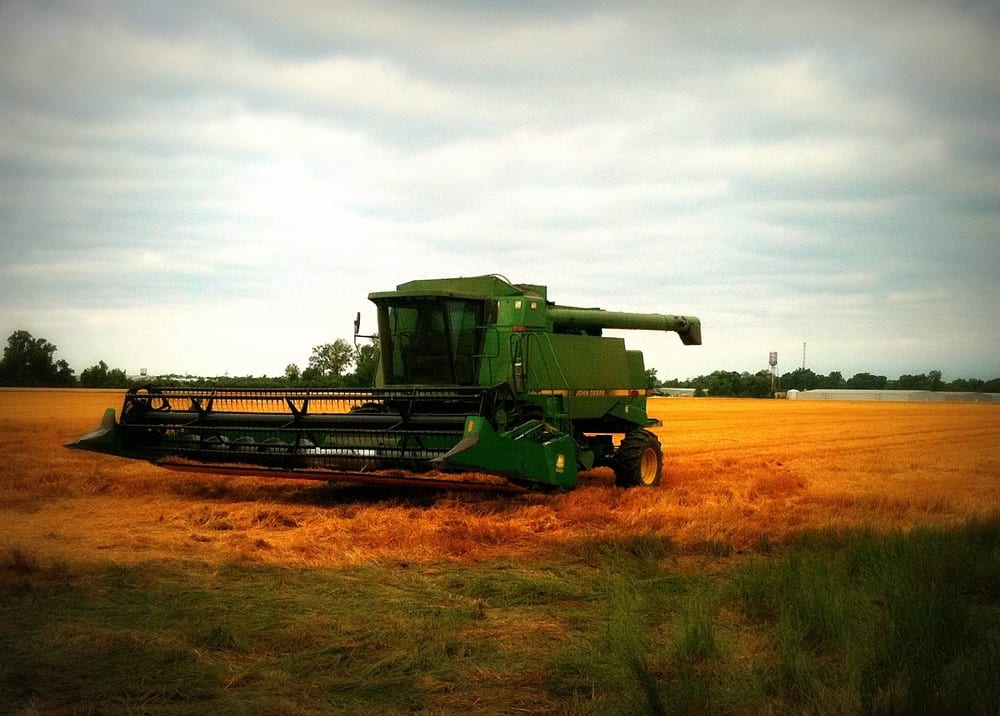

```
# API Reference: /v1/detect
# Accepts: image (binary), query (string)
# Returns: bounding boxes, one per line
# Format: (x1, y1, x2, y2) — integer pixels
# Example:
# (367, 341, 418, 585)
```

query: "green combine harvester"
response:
(68, 275, 701, 492)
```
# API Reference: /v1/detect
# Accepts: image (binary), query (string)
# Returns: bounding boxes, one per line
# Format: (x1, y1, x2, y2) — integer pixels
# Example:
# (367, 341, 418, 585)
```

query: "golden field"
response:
(2, 388, 998, 569)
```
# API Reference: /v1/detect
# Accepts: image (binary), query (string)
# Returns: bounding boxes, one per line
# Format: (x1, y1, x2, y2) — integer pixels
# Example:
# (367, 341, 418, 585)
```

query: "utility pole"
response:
(802, 342, 806, 370)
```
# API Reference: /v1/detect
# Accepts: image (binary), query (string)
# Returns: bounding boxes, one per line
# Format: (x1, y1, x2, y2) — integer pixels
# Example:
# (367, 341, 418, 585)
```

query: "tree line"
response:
(2, 329, 998, 395)
(655, 368, 1000, 398)
(0, 330, 377, 389)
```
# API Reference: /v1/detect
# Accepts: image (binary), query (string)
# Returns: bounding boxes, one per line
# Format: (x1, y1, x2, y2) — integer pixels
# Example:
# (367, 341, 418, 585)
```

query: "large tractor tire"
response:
(613, 429, 663, 488)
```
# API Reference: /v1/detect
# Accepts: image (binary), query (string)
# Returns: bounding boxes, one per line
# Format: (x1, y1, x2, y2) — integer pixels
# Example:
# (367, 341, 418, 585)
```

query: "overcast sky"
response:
(1, 1, 998, 381)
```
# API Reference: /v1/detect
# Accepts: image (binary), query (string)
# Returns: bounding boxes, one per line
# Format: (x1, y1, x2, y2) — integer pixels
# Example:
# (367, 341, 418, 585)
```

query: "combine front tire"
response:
(613, 430, 663, 488)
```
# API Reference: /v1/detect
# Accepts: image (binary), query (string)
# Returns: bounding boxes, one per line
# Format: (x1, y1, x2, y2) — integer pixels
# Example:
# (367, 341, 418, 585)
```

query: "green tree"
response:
(303, 339, 355, 383)
(948, 377, 984, 392)
(79, 360, 128, 388)
(693, 370, 742, 397)
(893, 370, 944, 391)
(846, 372, 888, 389)
(821, 371, 846, 389)
(742, 369, 774, 398)
(284, 363, 301, 382)
(345, 338, 379, 388)
(781, 367, 821, 391)
(0, 330, 75, 386)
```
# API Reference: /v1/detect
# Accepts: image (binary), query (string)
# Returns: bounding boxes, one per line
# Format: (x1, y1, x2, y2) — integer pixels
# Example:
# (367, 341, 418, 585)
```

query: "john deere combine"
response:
(68, 275, 701, 492)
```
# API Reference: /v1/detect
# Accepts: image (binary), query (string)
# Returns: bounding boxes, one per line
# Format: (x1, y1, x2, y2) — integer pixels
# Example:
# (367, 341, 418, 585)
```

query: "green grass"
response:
(2, 519, 999, 714)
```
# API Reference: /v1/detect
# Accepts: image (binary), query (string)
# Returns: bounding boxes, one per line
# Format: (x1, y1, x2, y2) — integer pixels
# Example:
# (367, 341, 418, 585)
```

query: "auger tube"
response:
(548, 307, 702, 345)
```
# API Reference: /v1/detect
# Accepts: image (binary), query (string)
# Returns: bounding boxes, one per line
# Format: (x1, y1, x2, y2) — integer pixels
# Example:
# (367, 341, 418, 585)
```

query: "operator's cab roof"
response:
(369, 275, 546, 302)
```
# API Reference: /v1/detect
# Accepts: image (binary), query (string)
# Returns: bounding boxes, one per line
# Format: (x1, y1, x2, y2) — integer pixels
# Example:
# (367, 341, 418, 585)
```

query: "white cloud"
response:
(1, 0, 998, 381)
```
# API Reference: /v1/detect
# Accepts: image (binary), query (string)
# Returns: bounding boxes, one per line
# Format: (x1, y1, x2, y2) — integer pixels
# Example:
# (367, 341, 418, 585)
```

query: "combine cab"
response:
(68, 275, 701, 491)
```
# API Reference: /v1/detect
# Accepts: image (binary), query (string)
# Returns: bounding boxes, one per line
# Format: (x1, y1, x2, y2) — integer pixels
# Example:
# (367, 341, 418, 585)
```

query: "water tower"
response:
(769, 351, 778, 394)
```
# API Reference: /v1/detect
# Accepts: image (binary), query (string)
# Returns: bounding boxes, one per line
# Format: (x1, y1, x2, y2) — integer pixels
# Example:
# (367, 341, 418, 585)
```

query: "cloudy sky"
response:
(1, 1, 998, 381)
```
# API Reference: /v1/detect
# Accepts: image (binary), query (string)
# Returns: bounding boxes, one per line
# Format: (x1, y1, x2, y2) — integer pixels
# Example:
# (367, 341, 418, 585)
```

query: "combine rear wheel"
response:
(613, 429, 663, 488)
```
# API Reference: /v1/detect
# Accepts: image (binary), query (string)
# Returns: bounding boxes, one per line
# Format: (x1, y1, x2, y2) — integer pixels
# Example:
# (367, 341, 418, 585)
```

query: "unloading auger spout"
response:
(548, 306, 702, 345)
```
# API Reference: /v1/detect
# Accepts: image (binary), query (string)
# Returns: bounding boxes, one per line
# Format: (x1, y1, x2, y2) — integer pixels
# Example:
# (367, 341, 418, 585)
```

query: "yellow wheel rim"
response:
(639, 448, 659, 485)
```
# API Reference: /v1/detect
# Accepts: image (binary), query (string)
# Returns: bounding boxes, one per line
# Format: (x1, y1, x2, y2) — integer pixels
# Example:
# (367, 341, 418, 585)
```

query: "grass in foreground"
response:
(2, 520, 999, 715)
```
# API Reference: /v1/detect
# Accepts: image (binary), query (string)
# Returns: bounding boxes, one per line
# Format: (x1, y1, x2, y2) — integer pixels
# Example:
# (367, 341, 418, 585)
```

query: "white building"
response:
(654, 388, 697, 397)
(785, 389, 1000, 403)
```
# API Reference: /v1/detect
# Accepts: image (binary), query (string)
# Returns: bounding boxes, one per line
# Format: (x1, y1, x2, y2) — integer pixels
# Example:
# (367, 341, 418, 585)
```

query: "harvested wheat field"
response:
(2, 388, 998, 568)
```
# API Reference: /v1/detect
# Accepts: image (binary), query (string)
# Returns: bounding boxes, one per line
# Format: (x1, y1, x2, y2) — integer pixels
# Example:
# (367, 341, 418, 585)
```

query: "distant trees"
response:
(283, 338, 377, 387)
(688, 370, 775, 398)
(658, 368, 1000, 396)
(776, 368, 846, 391)
(949, 377, 988, 392)
(79, 360, 129, 388)
(845, 372, 888, 390)
(302, 339, 356, 384)
(349, 339, 379, 388)
(2, 328, 998, 393)
(894, 370, 943, 391)
(0, 330, 75, 386)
